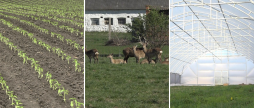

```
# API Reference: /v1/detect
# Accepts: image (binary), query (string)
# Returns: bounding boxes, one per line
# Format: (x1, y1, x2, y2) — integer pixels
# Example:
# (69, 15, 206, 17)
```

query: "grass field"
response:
(85, 32, 169, 107)
(171, 85, 254, 108)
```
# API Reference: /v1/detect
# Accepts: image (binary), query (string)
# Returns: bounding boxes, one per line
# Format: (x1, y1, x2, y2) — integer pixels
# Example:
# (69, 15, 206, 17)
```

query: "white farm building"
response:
(85, 0, 169, 32)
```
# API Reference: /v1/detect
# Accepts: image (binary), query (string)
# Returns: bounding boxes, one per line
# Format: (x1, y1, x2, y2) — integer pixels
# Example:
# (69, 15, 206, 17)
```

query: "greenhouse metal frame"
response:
(170, 0, 254, 85)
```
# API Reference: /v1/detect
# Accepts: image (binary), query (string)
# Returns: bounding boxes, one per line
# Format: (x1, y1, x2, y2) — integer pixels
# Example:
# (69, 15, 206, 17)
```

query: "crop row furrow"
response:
(0, 13, 84, 51)
(0, 19, 83, 73)
(0, 33, 84, 108)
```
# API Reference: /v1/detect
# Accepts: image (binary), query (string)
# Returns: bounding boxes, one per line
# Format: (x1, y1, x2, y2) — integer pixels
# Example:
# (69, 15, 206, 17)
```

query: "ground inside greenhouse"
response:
(0, 11, 84, 108)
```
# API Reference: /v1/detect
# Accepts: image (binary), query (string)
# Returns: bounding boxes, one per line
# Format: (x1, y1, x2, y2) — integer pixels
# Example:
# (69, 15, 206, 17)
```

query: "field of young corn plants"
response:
(0, 0, 84, 107)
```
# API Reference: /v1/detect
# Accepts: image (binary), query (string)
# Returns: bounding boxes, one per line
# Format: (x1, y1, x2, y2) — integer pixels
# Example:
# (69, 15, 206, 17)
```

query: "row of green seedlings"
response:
(0, 33, 84, 108)
(0, 7, 83, 28)
(1, 11, 83, 37)
(0, 19, 82, 73)
(0, 74, 23, 108)
(41, 19, 83, 37)
(46, 72, 84, 108)
(0, 1, 84, 22)
(0, 13, 84, 51)
(0, 3, 84, 23)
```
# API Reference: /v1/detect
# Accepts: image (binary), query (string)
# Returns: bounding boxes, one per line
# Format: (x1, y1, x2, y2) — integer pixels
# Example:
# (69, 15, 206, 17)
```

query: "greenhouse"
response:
(170, 0, 254, 85)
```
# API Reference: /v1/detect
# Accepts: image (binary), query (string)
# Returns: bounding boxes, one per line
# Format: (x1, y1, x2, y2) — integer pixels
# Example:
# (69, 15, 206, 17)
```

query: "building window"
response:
(91, 18, 99, 25)
(104, 18, 113, 25)
(118, 18, 126, 25)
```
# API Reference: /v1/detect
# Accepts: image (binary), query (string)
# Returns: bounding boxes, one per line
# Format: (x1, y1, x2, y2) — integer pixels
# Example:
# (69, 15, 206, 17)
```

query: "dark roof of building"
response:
(85, 0, 169, 10)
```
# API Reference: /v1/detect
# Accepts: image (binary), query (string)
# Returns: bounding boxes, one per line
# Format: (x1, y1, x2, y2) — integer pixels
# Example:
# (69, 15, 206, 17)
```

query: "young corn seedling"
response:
(45, 71, 52, 82)
(21, 53, 27, 64)
(66, 55, 71, 64)
(30, 59, 38, 68)
(52, 80, 57, 90)
(58, 87, 63, 96)
(70, 41, 75, 47)
(8, 91, 17, 106)
(49, 79, 56, 89)
(59, 25, 65, 29)
(14, 27, 21, 32)
(76, 102, 84, 108)
(27, 33, 33, 39)
(52, 22, 58, 26)
(37, 67, 43, 79)
(61, 53, 66, 60)
(51, 32, 55, 37)
(34, 63, 41, 72)
(70, 28, 75, 34)
(18, 52, 27, 64)
(61, 88, 69, 102)
(32, 38, 37, 44)
(34, 17, 39, 20)
(15, 99, 23, 106)
(0, 35, 3, 42)
(46, 20, 51, 24)
(5, 85, 9, 94)
(38, 40, 42, 46)
(56, 34, 61, 39)
(42, 19, 47, 22)
(56, 48, 61, 57)
(65, 39, 71, 45)
(69, 98, 77, 108)
(8, 42, 13, 50)
(51, 47, 56, 53)
(42, 42, 47, 49)
(59, 36, 64, 42)
(3, 37, 9, 45)
(6, 22, 13, 27)
(0, 77, 6, 90)
(54, 81, 61, 91)
(78, 67, 82, 72)
(69, 98, 84, 108)
(73, 60, 80, 72)
(7, 91, 12, 99)
(21, 30, 27, 36)
(13, 46, 17, 52)
(74, 43, 79, 50)
(46, 44, 51, 52)
(80, 32, 83, 37)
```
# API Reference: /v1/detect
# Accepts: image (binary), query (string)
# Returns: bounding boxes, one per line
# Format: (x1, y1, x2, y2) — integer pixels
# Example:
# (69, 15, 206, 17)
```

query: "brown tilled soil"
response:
(0, 11, 84, 108)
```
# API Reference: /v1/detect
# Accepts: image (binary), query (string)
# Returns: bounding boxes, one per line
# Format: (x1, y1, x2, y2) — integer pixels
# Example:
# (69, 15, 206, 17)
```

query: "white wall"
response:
(85, 10, 146, 32)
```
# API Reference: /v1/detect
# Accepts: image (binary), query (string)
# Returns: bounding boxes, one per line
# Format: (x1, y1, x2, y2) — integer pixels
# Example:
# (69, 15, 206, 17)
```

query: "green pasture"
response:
(171, 85, 254, 108)
(85, 32, 169, 107)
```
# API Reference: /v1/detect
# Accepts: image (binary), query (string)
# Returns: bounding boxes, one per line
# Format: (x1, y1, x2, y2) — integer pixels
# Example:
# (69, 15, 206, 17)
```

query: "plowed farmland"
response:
(0, 0, 84, 108)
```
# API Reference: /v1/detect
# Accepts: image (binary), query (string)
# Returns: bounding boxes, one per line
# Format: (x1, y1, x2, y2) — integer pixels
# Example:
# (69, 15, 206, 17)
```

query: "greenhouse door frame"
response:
(215, 70, 228, 85)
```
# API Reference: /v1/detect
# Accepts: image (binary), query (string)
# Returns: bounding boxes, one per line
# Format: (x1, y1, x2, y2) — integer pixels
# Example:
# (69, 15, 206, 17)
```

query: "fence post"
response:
(108, 18, 111, 40)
